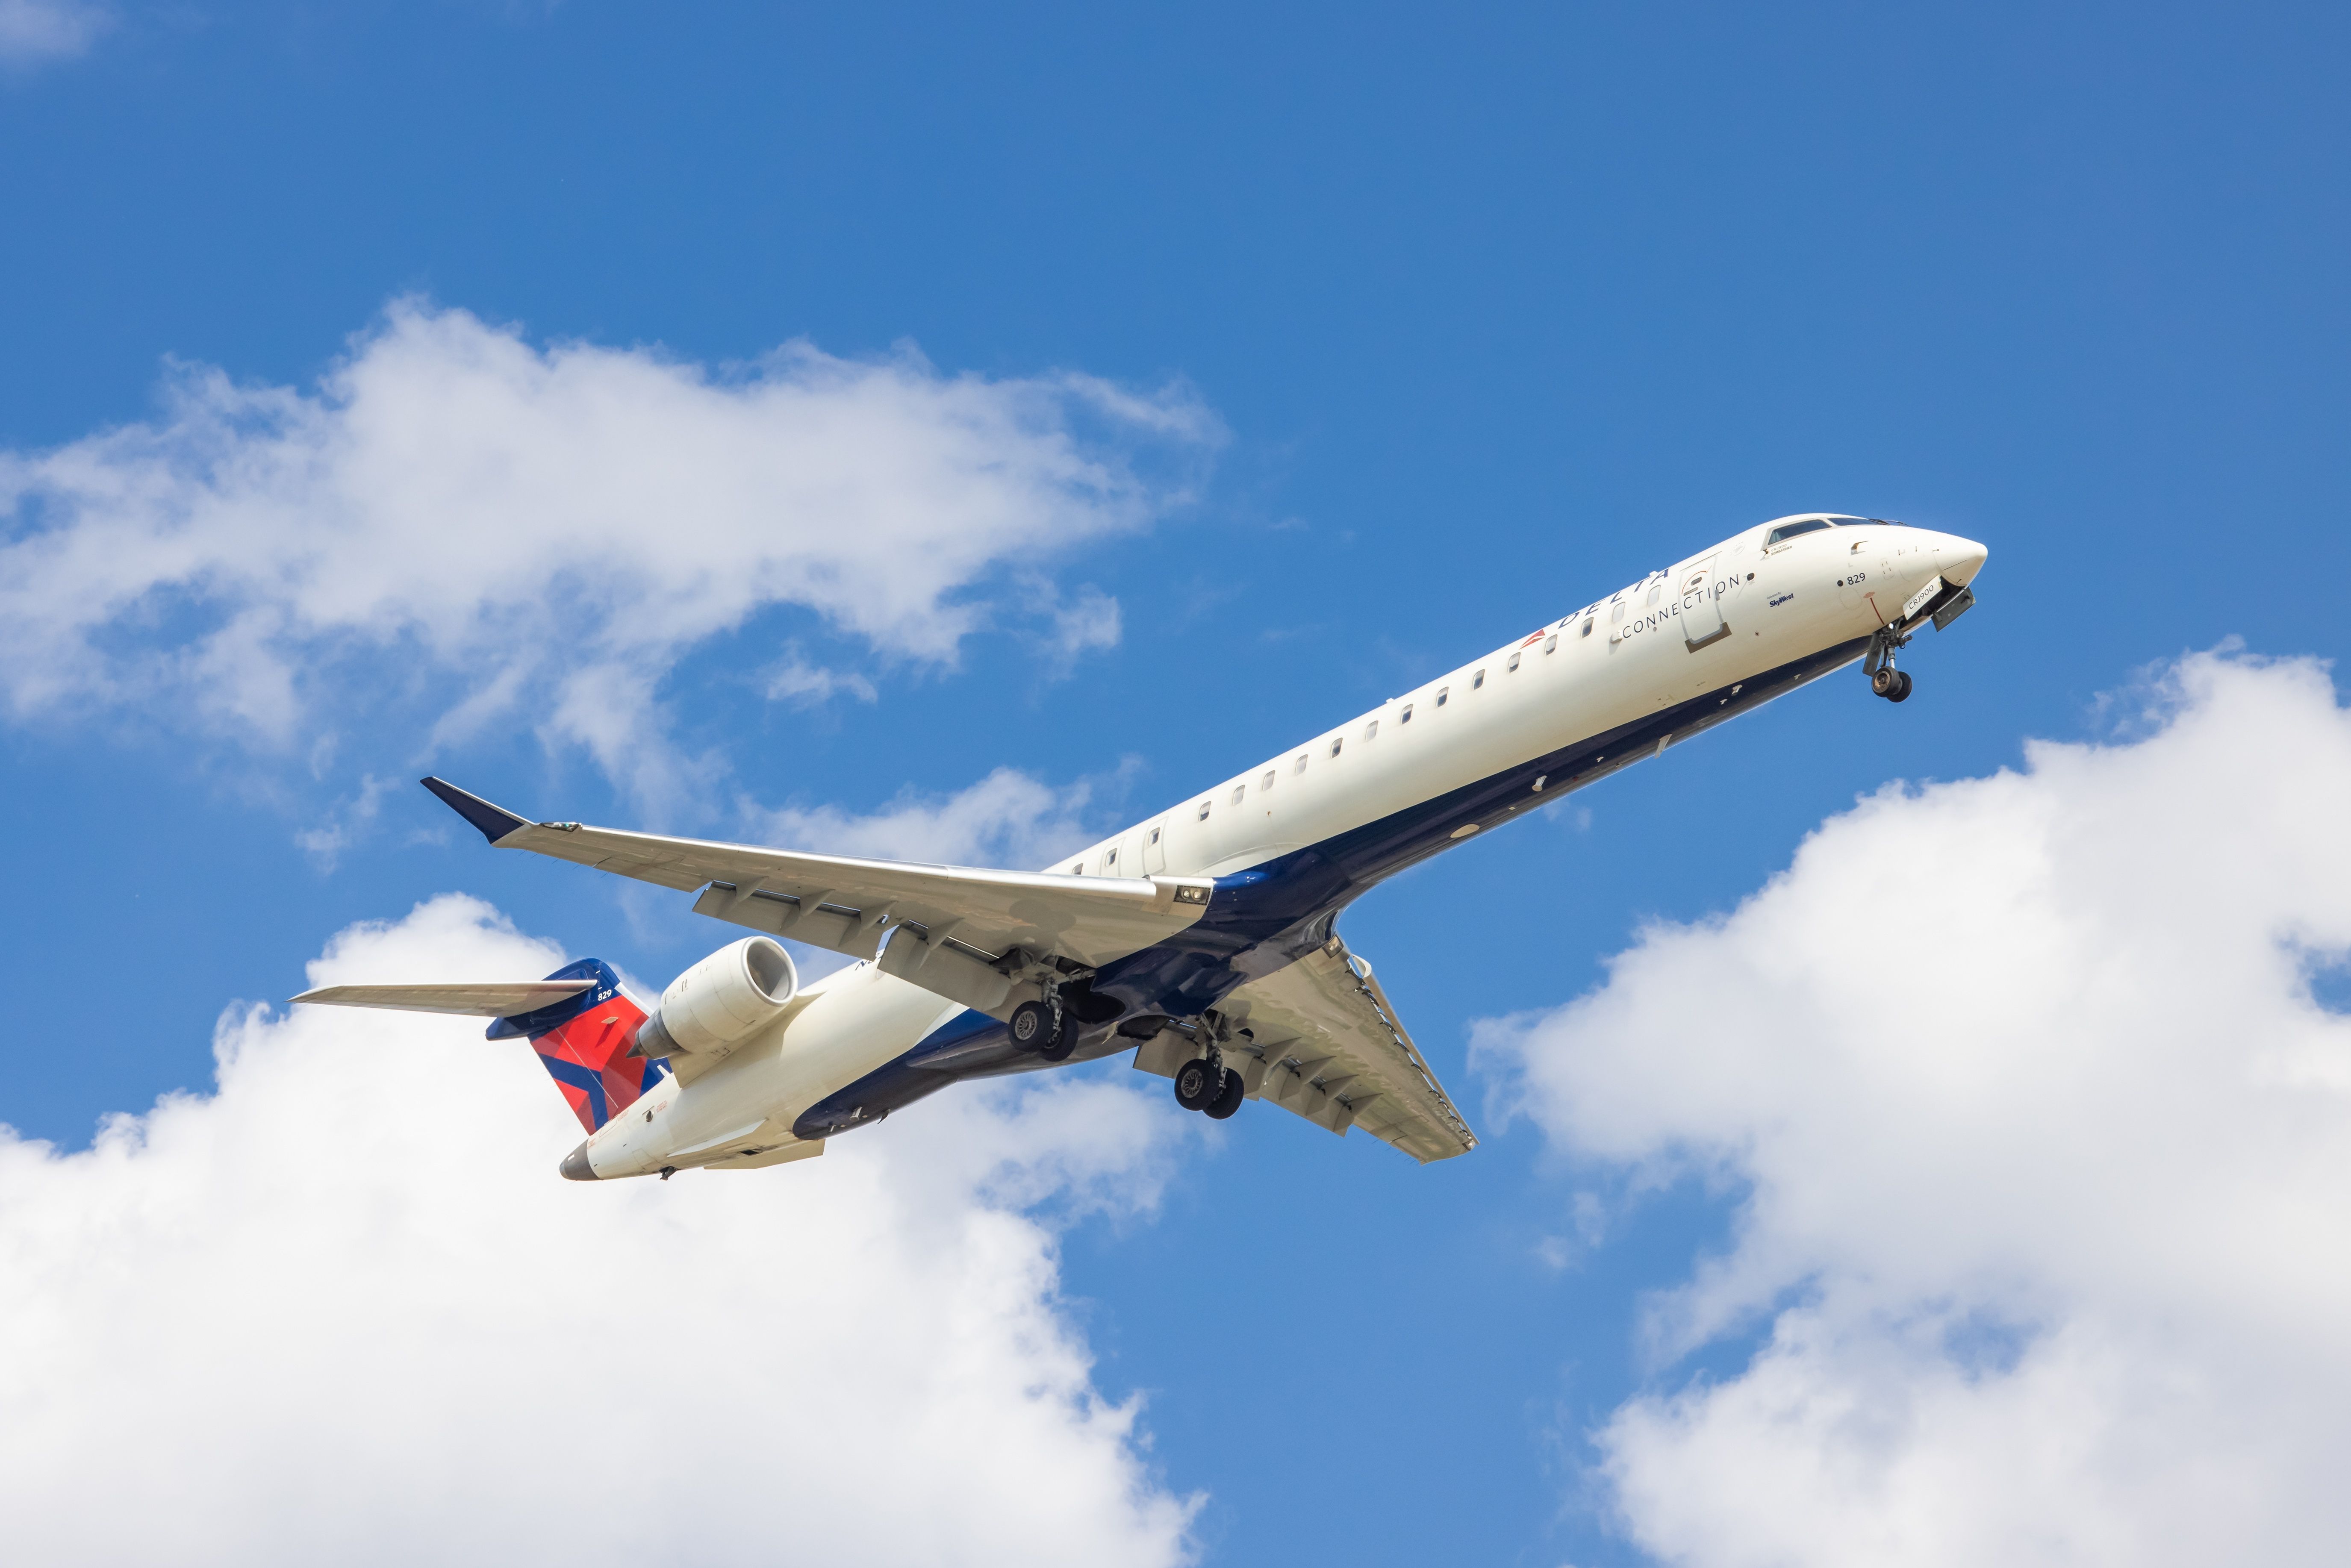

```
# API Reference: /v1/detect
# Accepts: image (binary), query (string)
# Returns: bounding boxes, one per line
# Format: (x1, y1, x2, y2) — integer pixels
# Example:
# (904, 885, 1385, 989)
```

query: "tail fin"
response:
(486, 959, 669, 1133)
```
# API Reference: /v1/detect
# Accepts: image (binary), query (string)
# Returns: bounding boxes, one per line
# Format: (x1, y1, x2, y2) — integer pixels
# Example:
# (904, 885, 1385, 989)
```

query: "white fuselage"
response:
(583, 514, 1987, 1176)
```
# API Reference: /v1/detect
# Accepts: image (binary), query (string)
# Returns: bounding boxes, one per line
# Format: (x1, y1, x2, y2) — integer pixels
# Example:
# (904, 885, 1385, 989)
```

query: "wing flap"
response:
(1215, 941, 1478, 1164)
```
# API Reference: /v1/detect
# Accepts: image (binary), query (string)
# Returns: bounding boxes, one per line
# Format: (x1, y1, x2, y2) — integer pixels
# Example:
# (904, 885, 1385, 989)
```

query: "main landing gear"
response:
(1865, 628, 1914, 704)
(1010, 996, 1075, 1062)
(1172, 1053, 1245, 1120)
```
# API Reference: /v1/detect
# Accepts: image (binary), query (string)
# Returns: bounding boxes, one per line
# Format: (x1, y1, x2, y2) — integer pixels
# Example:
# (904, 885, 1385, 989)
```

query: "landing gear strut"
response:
(1865, 629, 1914, 704)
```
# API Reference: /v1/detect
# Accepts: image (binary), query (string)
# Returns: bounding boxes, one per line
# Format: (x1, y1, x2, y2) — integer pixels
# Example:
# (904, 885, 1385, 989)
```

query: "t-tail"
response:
(486, 959, 670, 1134)
(289, 957, 671, 1134)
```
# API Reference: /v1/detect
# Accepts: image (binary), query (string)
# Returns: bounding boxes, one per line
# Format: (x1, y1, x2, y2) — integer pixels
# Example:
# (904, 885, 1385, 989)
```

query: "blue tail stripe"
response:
(485, 957, 628, 1040)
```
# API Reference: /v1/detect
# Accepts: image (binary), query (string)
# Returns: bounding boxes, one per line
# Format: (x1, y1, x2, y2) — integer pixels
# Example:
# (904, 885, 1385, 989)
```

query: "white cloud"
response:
(291, 771, 397, 870)
(0, 302, 1215, 809)
(1476, 652, 2351, 1568)
(762, 647, 881, 707)
(744, 763, 1123, 873)
(0, 0, 104, 65)
(0, 895, 1196, 1566)
(1044, 584, 1124, 668)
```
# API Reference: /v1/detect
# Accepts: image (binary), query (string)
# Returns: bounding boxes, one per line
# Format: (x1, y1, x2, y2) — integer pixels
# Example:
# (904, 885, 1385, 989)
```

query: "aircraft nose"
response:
(1934, 533, 1989, 587)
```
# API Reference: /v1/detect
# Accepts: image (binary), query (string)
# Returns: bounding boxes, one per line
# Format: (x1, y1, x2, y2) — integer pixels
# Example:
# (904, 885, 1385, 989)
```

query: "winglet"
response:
(420, 777, 531, 845)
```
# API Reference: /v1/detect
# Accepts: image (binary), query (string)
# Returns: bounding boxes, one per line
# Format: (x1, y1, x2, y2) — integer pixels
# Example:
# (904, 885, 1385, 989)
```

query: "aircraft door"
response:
(1142, 819, 1169, 874)
(1680, 556, 1731, 651)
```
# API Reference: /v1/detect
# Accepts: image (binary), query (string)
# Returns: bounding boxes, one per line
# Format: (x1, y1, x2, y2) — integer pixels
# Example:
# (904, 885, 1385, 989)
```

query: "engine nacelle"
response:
(632, 936, 798, 1059)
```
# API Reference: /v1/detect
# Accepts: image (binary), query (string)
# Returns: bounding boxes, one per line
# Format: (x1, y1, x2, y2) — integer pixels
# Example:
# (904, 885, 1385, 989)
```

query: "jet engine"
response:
(631, 936, 799, 1060)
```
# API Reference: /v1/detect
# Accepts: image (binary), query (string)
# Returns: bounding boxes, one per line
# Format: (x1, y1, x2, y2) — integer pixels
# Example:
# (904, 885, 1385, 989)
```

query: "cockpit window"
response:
(1765, 518, 1834, 547)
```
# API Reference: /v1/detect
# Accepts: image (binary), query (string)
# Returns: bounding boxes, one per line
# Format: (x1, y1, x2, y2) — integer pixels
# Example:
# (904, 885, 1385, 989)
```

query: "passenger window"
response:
(1329, 737, 1343, 758)
(1293, 753, 1308, 774)
(1646, 583, 1662, 607)
(1473, 669, 1485, 689)
(1071, 862, 1083, 875)
(1401, 704, 1413, 723)
(1579, 620, 1592, 638)
(1507, 651, 1520, 672)
(1231, 784, 1245, 805)
(1261, 770, 1275, 791)
(1197, 800, 1210, 821)
(1105, 848, 1117, 867)
(1365, 719, 1379, 740)
(1436, 687, 1448, 707)
(1149, 828, 1161, 845)
(1765, 519, 1833, 548)
(1546, 634, 1559, 653)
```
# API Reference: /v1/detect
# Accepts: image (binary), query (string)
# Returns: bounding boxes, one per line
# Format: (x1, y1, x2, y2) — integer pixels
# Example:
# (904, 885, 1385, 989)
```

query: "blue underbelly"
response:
(793, 634, 1867, 1140)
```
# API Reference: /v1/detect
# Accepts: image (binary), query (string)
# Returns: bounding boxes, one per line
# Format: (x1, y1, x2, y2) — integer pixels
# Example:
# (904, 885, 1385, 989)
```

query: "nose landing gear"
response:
(1865, 629, 1915, 704)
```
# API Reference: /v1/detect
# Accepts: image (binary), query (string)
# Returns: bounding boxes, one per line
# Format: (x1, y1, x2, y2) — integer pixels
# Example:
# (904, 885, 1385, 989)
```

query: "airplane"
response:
(295, 513, 1987, 1180)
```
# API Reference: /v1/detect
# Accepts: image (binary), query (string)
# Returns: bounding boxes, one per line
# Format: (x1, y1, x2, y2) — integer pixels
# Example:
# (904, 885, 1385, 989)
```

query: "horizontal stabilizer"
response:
(290, 980, 595, 1017)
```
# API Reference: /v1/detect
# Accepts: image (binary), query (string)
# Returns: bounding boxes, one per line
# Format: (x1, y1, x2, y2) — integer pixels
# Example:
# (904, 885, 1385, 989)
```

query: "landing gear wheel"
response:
(1871, 665, 1898, 697)
(1009, 1001, 1052, 1050)
(1886, 669, 1913, 703)
(1012, 999, 1075, 1061)
(1204, 1068, 1246, 1120)
(1172, 1056, 1220, 1111)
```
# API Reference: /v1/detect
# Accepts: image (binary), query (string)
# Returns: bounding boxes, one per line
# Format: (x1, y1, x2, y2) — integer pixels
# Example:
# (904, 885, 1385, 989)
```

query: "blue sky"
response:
(5, 6, 2350, 1565)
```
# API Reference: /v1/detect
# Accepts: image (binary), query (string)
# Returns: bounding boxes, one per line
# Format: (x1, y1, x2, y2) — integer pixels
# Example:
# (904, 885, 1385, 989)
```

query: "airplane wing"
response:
(1173, 938, 1478, 1164)
(289, 980, 593, 1016)
(419, 777, 1214, 1016)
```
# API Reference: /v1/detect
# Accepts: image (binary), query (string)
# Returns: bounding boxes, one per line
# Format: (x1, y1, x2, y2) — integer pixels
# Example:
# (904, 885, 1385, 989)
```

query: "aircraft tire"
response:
(1204, 1069, 1246, 1120)
(1037, 1014, 1077, 1062)
(1871, 665, 1897, 697)
(1888, 670, 1914, 703)
(1009, 1001, 1052, 1049)
(1173, 1056, 1219, 1111)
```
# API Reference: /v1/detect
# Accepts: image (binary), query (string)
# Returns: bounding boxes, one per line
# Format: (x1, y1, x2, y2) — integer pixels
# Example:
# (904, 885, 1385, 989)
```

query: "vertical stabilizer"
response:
(486, 959, 667, 1132)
